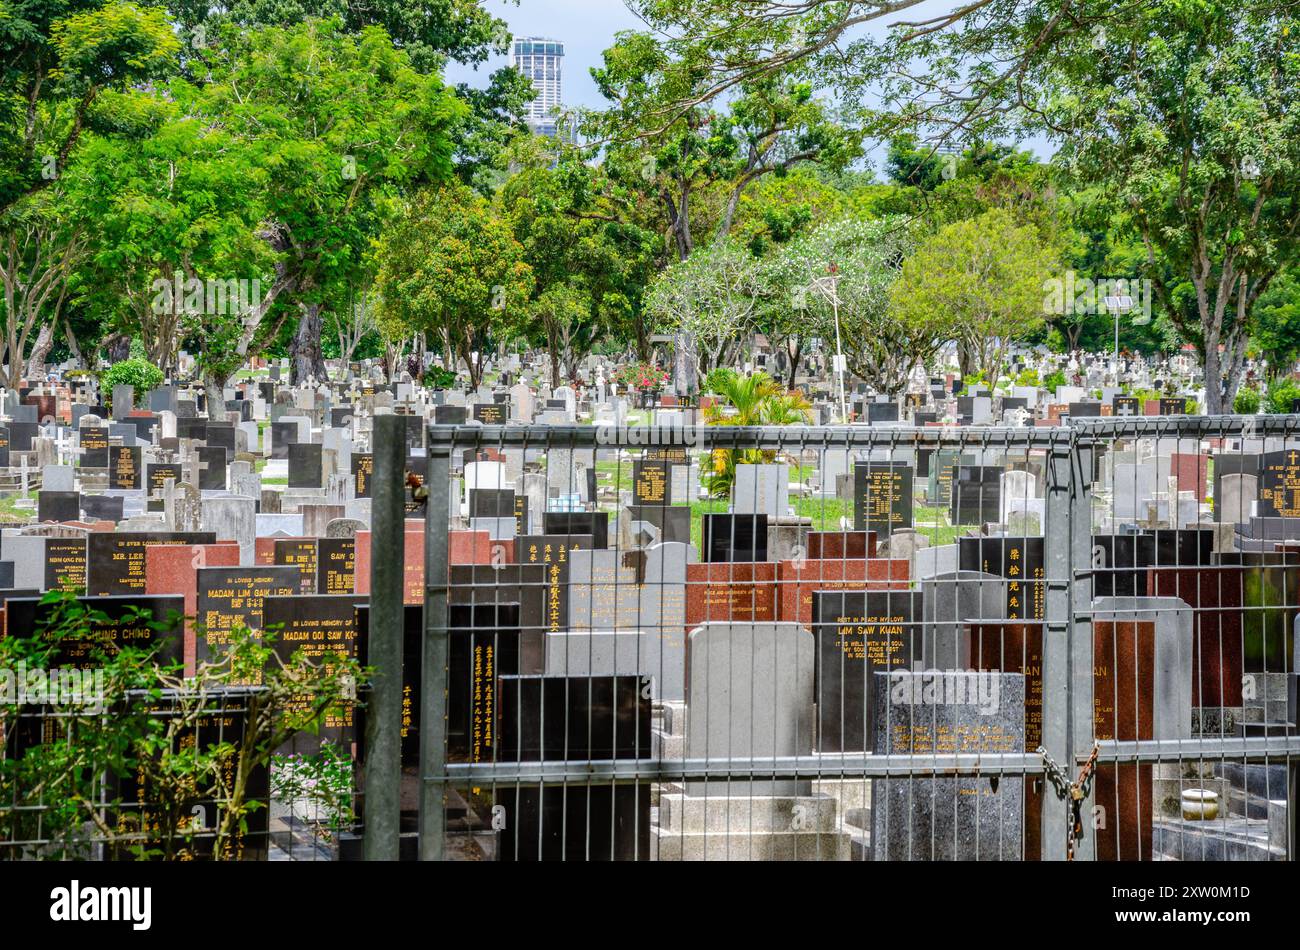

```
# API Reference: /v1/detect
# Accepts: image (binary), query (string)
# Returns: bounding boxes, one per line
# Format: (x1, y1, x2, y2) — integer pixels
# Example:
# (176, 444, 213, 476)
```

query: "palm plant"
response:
(702, 371, 812, 497)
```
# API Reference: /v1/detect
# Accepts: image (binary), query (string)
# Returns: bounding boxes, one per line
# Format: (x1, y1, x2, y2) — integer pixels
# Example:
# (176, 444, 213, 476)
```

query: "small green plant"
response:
(1129, 387, 1161, 411)
(1014, 367, 1040, 388)
(0, 591, 367, 861)
(1042, 369, 1068, 392)
(703, 367, 738, 396)
(1265, 376, 1300, 414)
(424, 366, 456, 390)
(1234, 387, 1261, 414)
(102, 359, 165, 412)
(271, 743, 357, 837)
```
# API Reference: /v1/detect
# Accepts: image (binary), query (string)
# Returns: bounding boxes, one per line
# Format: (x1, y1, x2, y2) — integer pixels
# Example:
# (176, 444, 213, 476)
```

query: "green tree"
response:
(373, 183, 532, 388)
(166, 0, 534, 188)
(0, 0, 179, 215)
(67, 94, 274, 377)
(501, 155, 654, 387)
(184, 20, 466, 387)
(1250, 269, 1300, 381)
(892, 209, 1051, 383)
(1037, 2, 1300, 412)
(589, 31, 862, 262)
(769, 216, 928, 395)
(0, 188, 87, 385)
(644, 240, 763, 382)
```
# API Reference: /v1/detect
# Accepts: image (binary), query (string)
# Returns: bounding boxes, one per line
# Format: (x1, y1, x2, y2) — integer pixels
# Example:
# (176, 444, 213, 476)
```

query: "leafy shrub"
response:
(102, 359, 165, 411)
(1265, 376, 1300, 414)
(0, 591, 366, 860)
(424, 366, 456, 390)
(1015, 368, 1040, 388)
(1233, 387, 1261, 414)
(614, 361, 669, 392)
(1042, 369, 1068, 392)
(703, 367, 738, 396)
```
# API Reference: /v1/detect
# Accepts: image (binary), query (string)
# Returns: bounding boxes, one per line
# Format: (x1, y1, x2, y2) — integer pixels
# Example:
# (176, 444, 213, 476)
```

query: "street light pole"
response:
(809, 270, 848, 423)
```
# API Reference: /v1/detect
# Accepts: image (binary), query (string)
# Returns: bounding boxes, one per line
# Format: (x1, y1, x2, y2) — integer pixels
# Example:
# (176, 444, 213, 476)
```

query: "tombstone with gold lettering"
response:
(871, 670, 1025, 860)
(814, 590, 923, 752)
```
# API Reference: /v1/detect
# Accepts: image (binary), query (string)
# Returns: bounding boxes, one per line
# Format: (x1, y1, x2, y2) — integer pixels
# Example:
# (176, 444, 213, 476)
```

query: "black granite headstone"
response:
(38, 490, 80, 523)
(288, 443, 323, 489)
(86, 532, 215, 596)
(814, 589, 924, 753)
(494, 673, 651, 861)
(701, 513, 768, 562)
(853, 462, 914, 537)
(80, 494, 125, 523)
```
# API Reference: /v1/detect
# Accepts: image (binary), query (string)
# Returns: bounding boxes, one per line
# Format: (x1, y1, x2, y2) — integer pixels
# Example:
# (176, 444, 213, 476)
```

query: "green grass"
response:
(0, 491, 35, 521)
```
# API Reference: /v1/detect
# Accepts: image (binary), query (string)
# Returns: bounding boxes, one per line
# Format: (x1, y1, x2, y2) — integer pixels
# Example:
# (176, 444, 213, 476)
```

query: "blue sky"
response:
(445, 1, 1051, 165)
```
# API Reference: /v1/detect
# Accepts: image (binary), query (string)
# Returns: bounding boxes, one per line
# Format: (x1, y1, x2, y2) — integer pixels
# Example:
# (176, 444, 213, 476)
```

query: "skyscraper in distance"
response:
(512, 36, 564, 138)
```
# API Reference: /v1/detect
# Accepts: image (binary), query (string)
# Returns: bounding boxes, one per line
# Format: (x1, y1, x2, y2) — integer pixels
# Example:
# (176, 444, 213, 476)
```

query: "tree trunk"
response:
(545, 320, 562, 388)
(64, 318, 84, 369)
(203, 371, 228, 422)
(102, 332, 131, 367)
(785, 338, 804, 387)
(24, 322, 55, 378)
(290, 302, 327, 385)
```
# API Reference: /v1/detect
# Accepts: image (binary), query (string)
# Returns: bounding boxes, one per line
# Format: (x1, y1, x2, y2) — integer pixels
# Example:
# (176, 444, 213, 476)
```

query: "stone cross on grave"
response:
(181, 438, 210, 486)
(53, 426, 75, 466)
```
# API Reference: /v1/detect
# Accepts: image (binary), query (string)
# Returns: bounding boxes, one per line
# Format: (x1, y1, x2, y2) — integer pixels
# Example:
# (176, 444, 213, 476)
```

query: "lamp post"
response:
(1103, 293, 1134, 380)
(809, 266, 848, 423)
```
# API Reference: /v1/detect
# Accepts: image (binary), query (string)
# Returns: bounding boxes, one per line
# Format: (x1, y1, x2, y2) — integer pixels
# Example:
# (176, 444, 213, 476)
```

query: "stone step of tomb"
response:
(1213, 761, 1289, 798)
(1152, 816, 1285, 862)
(656, 787, 839, 833)
(652, 828, 852, 861)
(1235, 720, 1296, 739)
(653, 729, 683, 760)
(1223, 785, 1274, 821)
(658, 700, 686, 736)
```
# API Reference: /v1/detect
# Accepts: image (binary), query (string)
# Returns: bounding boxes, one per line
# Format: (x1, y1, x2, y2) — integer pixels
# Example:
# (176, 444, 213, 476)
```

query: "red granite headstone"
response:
(449, 530, 493, 564)
(1147, 567, 1243, 706)
(804, 530, 877, 560)
(1093, 618, 1156, 861)
(1170, 452, 1209, 501)
(776, 557, 909, 627)
(355, 527, 425, 604)
(144, 542, 242, 675)
(685, 562, 777, 629)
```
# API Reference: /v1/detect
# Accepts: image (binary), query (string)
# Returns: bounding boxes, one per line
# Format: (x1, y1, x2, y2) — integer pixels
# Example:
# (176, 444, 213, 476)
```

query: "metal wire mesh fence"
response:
(419, 415, 1299, 862)
(3, 415, 1298, 861)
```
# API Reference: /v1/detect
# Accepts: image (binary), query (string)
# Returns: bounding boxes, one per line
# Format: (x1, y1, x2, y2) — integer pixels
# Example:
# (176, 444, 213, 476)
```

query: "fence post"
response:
(419, 431, 452, 860)
(1040, 430, 1077, 860)
(1068, 436, 1096, 860)
(363, 413, 405, 860)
